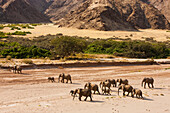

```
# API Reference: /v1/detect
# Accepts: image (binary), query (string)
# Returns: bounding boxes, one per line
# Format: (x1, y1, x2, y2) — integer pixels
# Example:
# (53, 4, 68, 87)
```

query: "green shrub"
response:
(22, 59, 33, 64)
(6, 55, 12, 60)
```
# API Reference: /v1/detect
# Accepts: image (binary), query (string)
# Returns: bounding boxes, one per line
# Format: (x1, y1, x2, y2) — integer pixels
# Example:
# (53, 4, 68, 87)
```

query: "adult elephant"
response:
(58, 73, 72, 83)
(105, 79, 117, 87)
(141, 77, 154, 88)
(99, 81, 111, 90)
(118, 84, 134, 97)
(73, 88, 92, 101)
(117, 79, 128, 86)
(84, 82, 100, 94)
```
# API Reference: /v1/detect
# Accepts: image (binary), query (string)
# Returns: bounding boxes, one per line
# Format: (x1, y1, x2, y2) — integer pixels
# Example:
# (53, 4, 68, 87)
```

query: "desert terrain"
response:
(1, 24, 170, 41)
(0, 64, 170, 113)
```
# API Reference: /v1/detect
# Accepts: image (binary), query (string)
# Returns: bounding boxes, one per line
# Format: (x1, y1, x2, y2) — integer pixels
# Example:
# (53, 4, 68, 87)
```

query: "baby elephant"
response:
(70, 90, 77, 97)
(141, 77, 154, 88)
(73, 88, 92, 101)
(48, 77, 55, 82)
(102, 87, 111, 95)
(133, 89, 143, 99)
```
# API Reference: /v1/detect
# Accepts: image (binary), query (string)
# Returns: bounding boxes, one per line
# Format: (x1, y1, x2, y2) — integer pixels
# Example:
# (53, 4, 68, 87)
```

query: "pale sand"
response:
(0, 24, 170, 41)
(0, 64, 170, 113)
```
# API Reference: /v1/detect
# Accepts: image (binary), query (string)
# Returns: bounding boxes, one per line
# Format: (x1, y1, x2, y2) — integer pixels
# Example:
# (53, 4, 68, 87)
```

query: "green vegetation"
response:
(0, 31, 31, 38)
(0, 42, 51, 58)
(6, 31, 32, 36)
(11, 26, 21, 30)
(51, 36, 87, 58)
(6, 55, 12, 60)
(6, 24, 34, 29)
(0, 32, 8, 38)
(0, 34, 169, 59)
(85, 40, 169, 58)
(0, 25, 5, 30)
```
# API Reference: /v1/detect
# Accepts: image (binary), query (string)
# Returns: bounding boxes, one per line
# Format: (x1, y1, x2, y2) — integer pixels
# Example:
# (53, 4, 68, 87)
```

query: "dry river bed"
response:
(0, 64, 170, 113)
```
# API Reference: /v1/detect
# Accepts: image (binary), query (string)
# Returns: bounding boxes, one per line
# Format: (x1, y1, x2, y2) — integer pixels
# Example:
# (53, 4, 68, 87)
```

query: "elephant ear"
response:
(77, 89, 82, 94)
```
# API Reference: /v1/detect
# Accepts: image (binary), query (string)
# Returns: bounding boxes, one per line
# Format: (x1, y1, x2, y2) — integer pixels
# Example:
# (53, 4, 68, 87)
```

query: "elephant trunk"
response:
(118, 86, 121, 95)
(58, 76, 61, 83)
(99, 82, 102, 88)
(73, 89, 78, 100)
(141, 80, 144, 87)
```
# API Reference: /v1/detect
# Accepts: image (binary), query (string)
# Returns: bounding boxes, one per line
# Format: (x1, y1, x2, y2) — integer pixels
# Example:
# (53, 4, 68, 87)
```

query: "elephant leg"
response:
(131, 91, 134, 97)
(84, 96, 88, 101)
(144, 82, 146, 88)
(148, 83, 151, 88)
(123, 91, 125, 96)
(152, 83, 154, 88)
(89, 95, 92, 101)
(94, 90, 95, 94)
(127, 92, 129, 96)
(70, 79, 72, 84)
(98, 90, 100, 95)
(79, 95, 82, 101)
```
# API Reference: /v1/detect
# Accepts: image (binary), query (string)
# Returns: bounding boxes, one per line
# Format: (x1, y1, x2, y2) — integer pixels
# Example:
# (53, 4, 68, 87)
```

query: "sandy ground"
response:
(0, 64, 170, 113)
(0, 24, 170, 41)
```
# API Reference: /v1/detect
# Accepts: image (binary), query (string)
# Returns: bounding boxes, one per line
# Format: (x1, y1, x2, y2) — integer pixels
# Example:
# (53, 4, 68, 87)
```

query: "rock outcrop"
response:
(142, 0, 170, 21)
(55, 0, 169, 30)
(0, 0, 50, 23)
(0, 0, 169, 30)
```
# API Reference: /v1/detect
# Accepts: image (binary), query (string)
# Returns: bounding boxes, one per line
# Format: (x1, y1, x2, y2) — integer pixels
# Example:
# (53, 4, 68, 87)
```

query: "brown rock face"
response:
(55, 1, 136, 31)
(55, 0, 169, 30)
(0, 0, 50, 23)
(0, 0, 169, 30)
(114, 0, 169, 29)
(44, 0, 86, 21)
(142, 0, 170, 21)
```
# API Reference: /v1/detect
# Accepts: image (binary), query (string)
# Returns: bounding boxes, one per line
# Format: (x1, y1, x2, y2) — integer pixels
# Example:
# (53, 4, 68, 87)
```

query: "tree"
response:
(51, 36, 87, 58)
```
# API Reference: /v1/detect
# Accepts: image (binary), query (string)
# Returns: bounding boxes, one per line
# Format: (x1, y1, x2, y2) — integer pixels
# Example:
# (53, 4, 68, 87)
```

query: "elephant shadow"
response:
(153, 88, 165, 90)
(87, 100, 105, 103)
(71, 83, 81, 85)
(143, 97, 154, 101)
(21, 73, 30, 75)
(100, 94, 117, 97)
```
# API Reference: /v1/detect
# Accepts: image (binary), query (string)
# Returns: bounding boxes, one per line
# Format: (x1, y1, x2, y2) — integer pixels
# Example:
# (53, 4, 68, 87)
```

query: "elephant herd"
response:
(47, 74, 154, 101)
(70, 77, 154, 101)
(9, 65, 22, 74)
(48, 73, 72, 83)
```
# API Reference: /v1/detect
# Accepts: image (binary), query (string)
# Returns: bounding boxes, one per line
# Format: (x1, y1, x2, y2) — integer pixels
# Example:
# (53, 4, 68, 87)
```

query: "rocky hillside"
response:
(142, 0, 170, 21)
(55, 0, 169, 30)
(44, 0, 86, 21)
(0, 0, 169, 30)
(0, 0, 50, 23)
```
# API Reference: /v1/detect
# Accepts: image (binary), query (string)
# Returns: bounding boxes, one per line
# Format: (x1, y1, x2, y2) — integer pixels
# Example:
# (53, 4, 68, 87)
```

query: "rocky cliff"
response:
(55, 0, 169, 30)
(142, 0, 170, 21)
(0, 0, 50, 23)
(0, 0, 169, 30)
